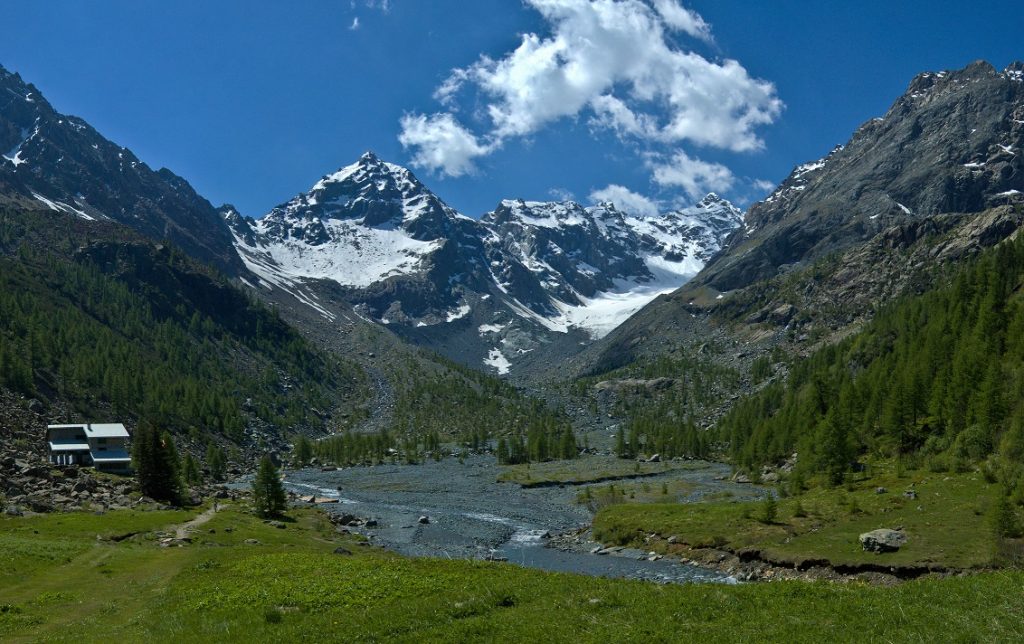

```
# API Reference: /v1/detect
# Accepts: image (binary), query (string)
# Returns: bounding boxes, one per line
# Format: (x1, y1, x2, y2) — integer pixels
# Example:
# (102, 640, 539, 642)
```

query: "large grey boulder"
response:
(860, 528, 908, 553)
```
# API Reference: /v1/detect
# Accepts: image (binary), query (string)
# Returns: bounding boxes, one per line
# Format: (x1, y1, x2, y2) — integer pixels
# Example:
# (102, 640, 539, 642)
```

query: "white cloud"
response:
(649, 151, 734, 198)
(549, 187, 577, 201)
(399, 0, 780, 190)
(397, 113, 495, 177)
(349, 17, 360, 30)
(752, 178, 776, 193)
(649, 0, 712, 41)
(589, 184, 660, 216)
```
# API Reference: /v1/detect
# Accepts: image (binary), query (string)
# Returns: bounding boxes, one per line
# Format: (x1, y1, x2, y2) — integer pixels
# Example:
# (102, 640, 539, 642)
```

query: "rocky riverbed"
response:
(282, 455, 764, 585)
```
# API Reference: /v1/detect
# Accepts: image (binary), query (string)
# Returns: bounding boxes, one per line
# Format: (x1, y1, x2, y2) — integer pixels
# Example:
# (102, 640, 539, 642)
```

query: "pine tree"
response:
(183, 452, 202, 486)
(559, 426, 577, 460)
(132, 421, 184, 504)
(293, 434, 313, 466)
(206, 443, 227, 481)
(252, 455, 287, 518)
(496, 437, 509, 465)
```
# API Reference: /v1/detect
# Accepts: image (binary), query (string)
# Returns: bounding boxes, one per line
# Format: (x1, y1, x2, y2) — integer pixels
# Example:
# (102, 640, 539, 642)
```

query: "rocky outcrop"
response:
(227, 152, 742, 376)
(860, 529, 909, 553)
(0, 65, 244, 275)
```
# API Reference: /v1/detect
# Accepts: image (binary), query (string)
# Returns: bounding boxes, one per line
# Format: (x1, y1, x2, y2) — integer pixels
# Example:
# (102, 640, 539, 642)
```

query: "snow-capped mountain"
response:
(0, 64, 243, 274)
(227, 152, 742, 374)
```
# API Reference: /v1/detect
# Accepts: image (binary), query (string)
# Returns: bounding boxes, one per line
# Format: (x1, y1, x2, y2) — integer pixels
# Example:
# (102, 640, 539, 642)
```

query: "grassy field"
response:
(594, 464, 1024, 570)
(497, 455, 695, 487)
(2, 499, 1024, 641)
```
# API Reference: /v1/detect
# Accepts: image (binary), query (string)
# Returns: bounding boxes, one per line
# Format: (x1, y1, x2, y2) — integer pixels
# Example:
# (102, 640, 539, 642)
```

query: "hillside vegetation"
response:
(718, 232, 1024, 501)
(0, 208, 366, 442)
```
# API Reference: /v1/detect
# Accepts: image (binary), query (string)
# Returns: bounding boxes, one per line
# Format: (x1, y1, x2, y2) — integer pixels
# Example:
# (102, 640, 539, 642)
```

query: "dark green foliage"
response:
(581, 352, 738, 461)
(252, 455, 287, 518)
(132, 421, 184, 504)
(0, 208, 362, 442)
(718, 235, 1024, 477)
(182, 452, 202, 486)
(206, 444, 227, 482)
(292, 435, 313, 467)
(386, 355, 569, 458)
(991, 494, 1022, 539)
(759, 495, 778, 524)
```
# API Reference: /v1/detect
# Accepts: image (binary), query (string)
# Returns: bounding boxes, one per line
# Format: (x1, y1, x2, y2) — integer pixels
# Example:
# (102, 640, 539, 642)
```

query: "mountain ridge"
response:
(226, 152, 742, 374)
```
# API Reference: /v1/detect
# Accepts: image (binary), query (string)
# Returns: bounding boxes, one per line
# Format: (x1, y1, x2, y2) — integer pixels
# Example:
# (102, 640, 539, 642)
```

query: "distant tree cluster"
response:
(496, 419, 577, 465)
(0, 209, 363, 443)
(577, 353, 738, 462)
(718, 235, 1024, 499)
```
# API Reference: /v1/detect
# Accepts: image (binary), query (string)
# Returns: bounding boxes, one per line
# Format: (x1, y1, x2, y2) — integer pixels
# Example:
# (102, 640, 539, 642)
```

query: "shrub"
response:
(758, 496, 778, 524)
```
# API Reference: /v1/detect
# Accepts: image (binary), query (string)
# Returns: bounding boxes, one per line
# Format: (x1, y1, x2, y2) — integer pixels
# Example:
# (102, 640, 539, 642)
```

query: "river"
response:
(280, 455, 763, 585)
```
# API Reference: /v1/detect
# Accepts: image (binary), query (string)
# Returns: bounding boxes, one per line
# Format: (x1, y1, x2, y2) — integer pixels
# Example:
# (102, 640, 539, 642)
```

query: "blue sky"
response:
(2, 1, 1022, 217)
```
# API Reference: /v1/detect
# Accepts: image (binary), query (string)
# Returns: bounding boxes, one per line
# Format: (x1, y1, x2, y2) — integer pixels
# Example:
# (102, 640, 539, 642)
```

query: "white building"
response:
(46, 423, 131, 472)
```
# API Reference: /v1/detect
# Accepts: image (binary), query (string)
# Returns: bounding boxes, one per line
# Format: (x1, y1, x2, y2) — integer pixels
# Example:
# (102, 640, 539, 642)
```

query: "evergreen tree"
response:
(559, 426, 577, 460)
(496, 437, 509, 465)
(183, 452, 202, 486)
(615, 429, 630, 459)
(293, 435, 313, 466)
(206, 443, 227, 481)
(252, 455, 287, 518)
(132, 421, 184, 504)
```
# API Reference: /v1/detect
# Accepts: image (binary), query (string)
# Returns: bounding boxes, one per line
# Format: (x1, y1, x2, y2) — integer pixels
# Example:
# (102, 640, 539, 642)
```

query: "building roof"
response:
(85, 424, 129, 438)
(47, 423, 129, 438)
(48, 440, 91, 452)
(90, 449, 131, 463)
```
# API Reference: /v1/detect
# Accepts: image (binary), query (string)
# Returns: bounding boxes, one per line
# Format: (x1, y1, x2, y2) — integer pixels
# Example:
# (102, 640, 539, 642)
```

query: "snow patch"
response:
(446, 304, 471, 322)
(483, 348, 511, 375)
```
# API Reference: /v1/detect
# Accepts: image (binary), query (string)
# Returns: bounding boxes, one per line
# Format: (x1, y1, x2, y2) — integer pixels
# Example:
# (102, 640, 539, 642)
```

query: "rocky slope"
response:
(576, 60, 1024, 377)
(0, 64, 244, 274)
(227, 153, 741, 376)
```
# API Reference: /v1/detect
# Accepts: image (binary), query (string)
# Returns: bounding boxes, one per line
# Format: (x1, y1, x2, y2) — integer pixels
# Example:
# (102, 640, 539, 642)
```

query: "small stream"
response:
(277, 455, 761, 585)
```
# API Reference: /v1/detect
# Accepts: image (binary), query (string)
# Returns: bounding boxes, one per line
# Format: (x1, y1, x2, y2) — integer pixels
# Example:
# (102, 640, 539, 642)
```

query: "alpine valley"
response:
(224, 151, 742, 377)
(3, 48, 1024, 644)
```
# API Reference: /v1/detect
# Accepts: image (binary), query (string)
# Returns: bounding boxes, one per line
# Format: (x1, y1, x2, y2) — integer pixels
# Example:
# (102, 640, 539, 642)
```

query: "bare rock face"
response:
(225, 151, 742, 375)
(860, 528, 908, 553)
(0, 65, 244, 275)
(696, 60, 1024, 294)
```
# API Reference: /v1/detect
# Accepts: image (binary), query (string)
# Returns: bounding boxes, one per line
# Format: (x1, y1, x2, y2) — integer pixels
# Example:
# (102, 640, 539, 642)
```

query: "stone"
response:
(859, 529, 907, 553)
(904, 490, 918, 500)
(244, 538, 260, 545)
(332, 546, 353, 556)
(876, 487, 887, 494)
(418, 515, 430, 525)
(648, 453, 661, 463)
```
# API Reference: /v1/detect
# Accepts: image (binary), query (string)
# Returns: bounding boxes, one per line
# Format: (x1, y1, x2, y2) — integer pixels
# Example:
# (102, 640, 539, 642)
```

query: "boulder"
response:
(418, 515, 430, 525)
(859, 529, 907, 553)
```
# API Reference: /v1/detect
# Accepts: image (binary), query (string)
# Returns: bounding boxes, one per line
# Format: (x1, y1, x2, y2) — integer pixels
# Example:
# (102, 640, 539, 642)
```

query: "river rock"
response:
(859, 528, 907, 553)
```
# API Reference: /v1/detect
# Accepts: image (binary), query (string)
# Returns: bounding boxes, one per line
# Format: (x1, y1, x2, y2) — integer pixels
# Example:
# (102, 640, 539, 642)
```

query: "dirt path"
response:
(172, 503, 227, 539)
